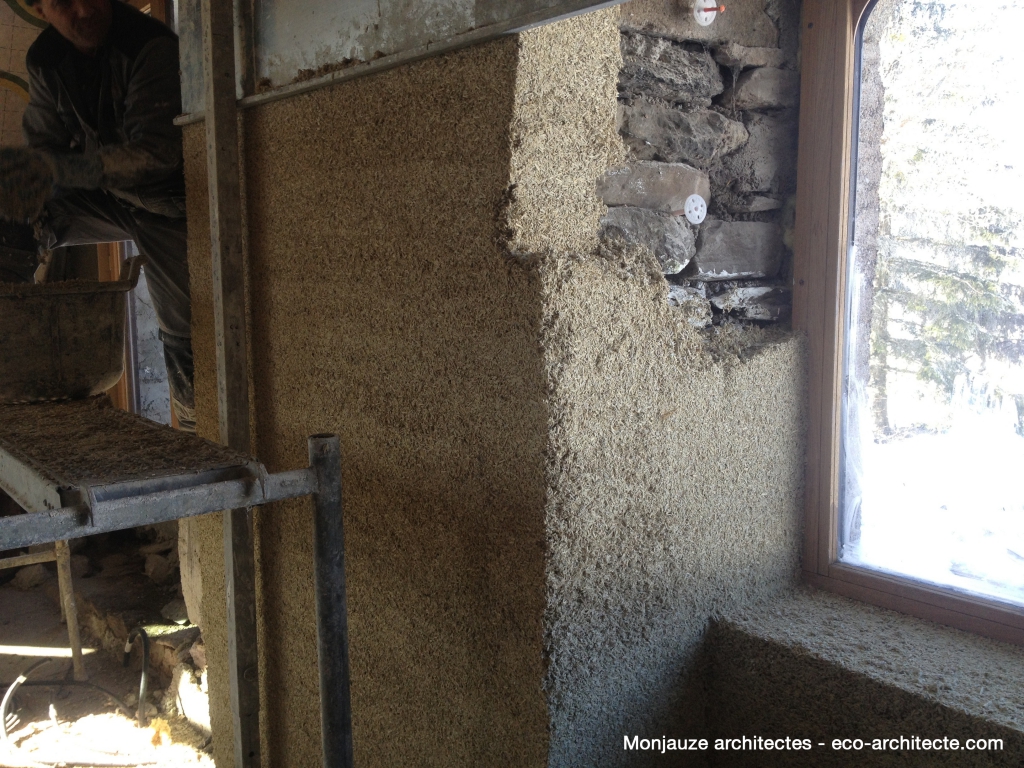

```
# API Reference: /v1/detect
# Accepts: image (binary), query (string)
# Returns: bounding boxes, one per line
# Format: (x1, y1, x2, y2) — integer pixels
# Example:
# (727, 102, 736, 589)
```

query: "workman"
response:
(0, 0, 194, 430)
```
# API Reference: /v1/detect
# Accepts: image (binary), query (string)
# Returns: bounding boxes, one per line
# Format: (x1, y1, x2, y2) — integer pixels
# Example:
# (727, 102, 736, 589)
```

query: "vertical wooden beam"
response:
(235, 0, 256, 98)
(54, 540, 85, 681)
(792, 0, 857, 577)
(201, 0, 259, 765)
(200, 0, 248, 454)
(98, 242, 133, 413)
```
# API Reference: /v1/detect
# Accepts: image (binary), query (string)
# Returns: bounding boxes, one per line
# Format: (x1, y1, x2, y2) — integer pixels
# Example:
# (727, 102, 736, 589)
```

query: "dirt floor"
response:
(0, 566, 212, 767)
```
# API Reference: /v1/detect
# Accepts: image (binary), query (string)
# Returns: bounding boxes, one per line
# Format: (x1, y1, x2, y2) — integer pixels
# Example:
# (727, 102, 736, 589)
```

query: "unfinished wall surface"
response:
(240, 31, 559, 767)
(542, 260, 805, 767)
(708, 589, 1024, 767)
(186, 25, 558, 768)
(184, 5, 808, 767)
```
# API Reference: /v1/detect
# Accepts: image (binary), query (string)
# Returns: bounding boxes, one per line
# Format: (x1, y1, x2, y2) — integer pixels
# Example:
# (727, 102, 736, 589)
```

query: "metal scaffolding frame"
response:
(0, 419, 353, 768)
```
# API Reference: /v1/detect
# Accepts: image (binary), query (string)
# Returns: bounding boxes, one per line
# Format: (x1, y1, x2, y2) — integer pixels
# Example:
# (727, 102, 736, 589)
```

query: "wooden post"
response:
(53, 540, 85, 682)
(200, 0, 260, 764)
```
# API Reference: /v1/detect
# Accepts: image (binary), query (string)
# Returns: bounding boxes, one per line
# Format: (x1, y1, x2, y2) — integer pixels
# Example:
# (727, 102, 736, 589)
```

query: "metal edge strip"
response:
(0, 442, 65, 513)
(0, 467, 317, 551)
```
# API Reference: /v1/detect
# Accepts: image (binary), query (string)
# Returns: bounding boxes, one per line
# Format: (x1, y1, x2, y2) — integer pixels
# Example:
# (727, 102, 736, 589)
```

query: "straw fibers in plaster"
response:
(185, 13, 624, 761)
(184, 6, 809, 766)
(237, 35, 552, 763)
(541, 248, 806, 767)
(0, 396, 250, 486)
(707, 588, 1024, 766)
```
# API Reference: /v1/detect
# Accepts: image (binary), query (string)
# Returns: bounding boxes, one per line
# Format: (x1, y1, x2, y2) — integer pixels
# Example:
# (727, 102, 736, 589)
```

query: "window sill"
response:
(716, 586, 1024, 738)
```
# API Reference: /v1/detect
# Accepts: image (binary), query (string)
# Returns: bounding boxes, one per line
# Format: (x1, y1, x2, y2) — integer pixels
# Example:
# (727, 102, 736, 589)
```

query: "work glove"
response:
(0, 147, 103, 223)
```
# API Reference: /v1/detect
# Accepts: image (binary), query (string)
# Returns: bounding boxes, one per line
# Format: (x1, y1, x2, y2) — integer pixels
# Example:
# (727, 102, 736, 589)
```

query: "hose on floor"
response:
(122, 626, 150, 727)
(0, 658, 52, 747)
(2, 679, 134, 718)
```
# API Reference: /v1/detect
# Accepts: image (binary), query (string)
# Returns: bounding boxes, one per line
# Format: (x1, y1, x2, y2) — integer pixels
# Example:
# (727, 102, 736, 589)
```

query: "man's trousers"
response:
(41, 188, 194, 429)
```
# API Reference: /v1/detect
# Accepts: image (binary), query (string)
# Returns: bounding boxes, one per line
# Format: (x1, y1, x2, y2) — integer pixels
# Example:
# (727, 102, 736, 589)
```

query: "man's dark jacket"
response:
(23, 0, 185, 219)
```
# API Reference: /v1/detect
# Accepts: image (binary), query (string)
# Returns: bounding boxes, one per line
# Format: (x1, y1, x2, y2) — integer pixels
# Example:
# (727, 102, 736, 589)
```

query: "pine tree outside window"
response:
(795, 0, 1024, 644)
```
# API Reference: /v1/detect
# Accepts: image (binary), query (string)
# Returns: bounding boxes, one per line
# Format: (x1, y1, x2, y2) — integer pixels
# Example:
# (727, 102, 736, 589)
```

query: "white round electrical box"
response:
(693, 1, 719, 26)
(683, 194, 707, 225)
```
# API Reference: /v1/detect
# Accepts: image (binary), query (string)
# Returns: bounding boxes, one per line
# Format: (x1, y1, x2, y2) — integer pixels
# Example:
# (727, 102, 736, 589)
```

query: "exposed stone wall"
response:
(606, 0, 802, 325)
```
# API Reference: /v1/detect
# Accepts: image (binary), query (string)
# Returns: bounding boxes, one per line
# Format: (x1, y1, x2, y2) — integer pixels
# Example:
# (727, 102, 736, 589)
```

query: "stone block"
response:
(12, 563, 48, 590)
(601, 206, 695, 275)
(145, 553, 174, 584)
(667, 284, 713, 328)
(621, 0, 779, 48)
(161, 597, 190, 625)
(598, 161, 711, 213)
(619, 32, 723, 106)
(619, 101, 748, 168)
(718, 67, 800, 111)
(710, 285, 792, 321)
(724, 195, 783, 213)
(713, 43, 788, 70)
(692, 220, 783, 280)
(70, 554, 91, 578)
(713, 112, 798, 195)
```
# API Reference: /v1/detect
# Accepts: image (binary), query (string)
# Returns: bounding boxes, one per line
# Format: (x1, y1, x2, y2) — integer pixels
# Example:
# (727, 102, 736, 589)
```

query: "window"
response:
(795, 0, 1024, 644)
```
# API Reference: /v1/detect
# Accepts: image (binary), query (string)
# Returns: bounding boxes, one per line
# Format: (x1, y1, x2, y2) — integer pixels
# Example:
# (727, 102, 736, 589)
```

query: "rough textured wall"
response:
(184, 6, 808, 767)
(243, 35, 553, 767)
(503, 13, 624, 257)
(708, 589, 1024, 766)
(541, 251, 806, 767)
(186, 16, 629, 763)
(182, 124, 235, 768)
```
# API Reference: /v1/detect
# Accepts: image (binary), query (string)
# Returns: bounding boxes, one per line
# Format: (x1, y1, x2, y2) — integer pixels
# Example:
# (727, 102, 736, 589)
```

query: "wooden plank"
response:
(200, 0, 260, 763)
(201, 0, 249, 455)
(827, 563, 1024, 629)
(0, 441, 65, 514)
(223, 507, 260, 768)
(794, 0, 859, 576)
(0, 549, 56, 570)
(793, 0, 838, 574)
(97, 242, 136, 414)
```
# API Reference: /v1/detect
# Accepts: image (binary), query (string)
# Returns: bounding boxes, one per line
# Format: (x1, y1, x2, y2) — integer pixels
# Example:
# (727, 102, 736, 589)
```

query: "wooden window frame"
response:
(793, 0, 1024, 646)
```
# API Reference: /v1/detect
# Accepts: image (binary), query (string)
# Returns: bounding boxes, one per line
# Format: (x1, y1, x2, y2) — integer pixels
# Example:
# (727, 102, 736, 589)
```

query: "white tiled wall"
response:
(0, 1, 43, 146)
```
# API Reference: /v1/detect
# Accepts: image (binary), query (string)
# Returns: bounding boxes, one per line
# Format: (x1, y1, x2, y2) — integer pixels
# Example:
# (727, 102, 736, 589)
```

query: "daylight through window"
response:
(842, 0, 1024, 607)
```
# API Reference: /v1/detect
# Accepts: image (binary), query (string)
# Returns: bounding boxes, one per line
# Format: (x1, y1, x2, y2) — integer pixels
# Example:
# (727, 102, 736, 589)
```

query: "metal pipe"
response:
(308, 434, 353, 768)
(122, 628, 150, 727)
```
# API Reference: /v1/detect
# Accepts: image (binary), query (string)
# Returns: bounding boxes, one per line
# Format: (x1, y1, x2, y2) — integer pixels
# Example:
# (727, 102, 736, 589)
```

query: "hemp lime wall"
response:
(541, 256, 806, 767)
(183, 25, 562, 768)
(707, 590, 1024, 767)
(183, 5, 807, 766)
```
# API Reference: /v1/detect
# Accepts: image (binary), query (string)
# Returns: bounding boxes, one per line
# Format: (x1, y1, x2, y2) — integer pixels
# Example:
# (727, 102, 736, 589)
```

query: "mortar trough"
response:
(0, 257, 143, 403)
